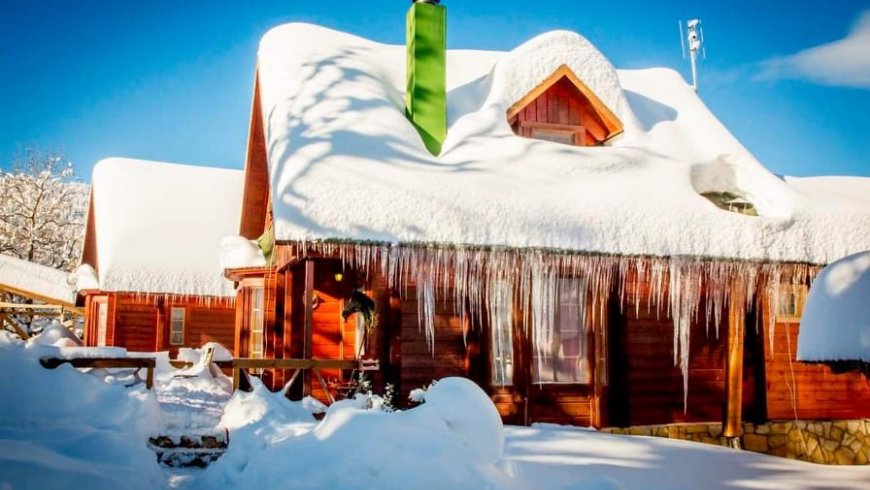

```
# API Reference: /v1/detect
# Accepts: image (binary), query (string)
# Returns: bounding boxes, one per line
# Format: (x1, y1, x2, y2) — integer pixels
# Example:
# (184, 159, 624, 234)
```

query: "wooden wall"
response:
(763, 313, 870, 420)
(82, 292, 235, 355)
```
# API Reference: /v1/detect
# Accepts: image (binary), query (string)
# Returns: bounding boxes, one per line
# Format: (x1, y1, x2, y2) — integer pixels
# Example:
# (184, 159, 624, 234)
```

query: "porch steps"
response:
(148, 430, 229, 467)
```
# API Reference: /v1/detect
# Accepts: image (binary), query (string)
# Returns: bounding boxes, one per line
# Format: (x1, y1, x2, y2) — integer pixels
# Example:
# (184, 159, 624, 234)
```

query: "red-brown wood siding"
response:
(763, 309, 870, 420)
(509, 77, 609, 145)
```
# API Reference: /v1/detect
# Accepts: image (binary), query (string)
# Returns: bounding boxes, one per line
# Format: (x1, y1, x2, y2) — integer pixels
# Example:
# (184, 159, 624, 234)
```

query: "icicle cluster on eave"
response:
(282, 239, 821, 412)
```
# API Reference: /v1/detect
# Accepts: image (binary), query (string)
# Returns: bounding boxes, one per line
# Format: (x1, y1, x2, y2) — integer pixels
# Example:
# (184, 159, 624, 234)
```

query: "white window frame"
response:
(169, 307, 185, 346)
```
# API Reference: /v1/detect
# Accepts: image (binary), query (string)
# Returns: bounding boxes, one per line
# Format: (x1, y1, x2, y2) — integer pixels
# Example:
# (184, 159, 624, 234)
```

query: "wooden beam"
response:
(0, 285, 78, 311)
(0, 313, 30, 340)
(39, 357, 156, 389)
(233, 358, 362, 370)
(722, 284, 746, 440)
(302, 260, 314, 397)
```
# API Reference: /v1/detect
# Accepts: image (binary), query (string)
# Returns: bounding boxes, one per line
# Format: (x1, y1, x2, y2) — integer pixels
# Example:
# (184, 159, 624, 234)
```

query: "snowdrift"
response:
(0, 332, 165, 490)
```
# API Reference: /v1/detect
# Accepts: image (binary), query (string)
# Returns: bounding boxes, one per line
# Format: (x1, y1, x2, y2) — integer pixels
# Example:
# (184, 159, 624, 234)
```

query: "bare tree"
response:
(0, 147, 88, 271)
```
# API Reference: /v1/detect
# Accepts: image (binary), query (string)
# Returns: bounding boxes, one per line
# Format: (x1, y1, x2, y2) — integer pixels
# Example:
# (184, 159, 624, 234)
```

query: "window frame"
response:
(775, 283, 808, 323)
(248, 286, 266, 358)
(94, 296, 108, 347)
(169, 306, 186, 346)
(532, 277, 593, 385)
(489, 281, 516, 387)
(521, 121, 587, 146)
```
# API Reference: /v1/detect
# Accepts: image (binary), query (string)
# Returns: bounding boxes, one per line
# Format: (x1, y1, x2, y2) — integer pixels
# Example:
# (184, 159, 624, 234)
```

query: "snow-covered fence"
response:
(39, 356, 156, 389)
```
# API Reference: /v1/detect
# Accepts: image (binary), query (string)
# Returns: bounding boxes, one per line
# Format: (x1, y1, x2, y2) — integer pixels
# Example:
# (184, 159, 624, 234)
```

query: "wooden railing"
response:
(39, 357, 156, 389)
(231, 358, 379, 403)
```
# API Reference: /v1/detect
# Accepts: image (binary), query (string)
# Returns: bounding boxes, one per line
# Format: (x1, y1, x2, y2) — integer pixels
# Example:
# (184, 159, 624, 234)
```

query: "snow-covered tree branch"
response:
(0, 147, 88, 271)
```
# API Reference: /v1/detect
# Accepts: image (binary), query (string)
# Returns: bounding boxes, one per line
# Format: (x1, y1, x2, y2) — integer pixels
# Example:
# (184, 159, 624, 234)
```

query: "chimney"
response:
(406, 0, 446, 155)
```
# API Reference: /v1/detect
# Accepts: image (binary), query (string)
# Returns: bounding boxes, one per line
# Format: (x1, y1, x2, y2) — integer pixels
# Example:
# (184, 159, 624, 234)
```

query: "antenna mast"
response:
(680, 18, 704, 92)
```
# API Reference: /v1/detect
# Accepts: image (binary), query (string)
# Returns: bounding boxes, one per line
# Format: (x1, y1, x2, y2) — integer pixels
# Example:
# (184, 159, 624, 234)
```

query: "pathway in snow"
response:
(154, 370, 232, 435)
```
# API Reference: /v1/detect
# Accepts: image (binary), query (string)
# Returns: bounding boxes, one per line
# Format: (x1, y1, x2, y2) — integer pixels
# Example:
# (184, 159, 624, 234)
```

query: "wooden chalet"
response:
(74, 158, 243, 356)
(219, 1, 870, 447)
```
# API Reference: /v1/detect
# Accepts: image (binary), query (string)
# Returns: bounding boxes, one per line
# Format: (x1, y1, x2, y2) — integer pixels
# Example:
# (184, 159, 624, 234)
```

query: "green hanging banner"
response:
(406, 1, 447, 155)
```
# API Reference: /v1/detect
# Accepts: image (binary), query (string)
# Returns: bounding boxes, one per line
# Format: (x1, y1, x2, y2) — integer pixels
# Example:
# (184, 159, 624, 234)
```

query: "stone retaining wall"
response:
(601, 419, 870, 465)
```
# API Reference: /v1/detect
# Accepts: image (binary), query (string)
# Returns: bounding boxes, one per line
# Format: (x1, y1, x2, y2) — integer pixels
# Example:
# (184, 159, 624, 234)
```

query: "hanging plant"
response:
(342, 290, 377, 333)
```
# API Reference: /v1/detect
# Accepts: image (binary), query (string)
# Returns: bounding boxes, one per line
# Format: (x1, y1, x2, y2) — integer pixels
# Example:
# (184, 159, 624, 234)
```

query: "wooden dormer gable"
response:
(507, 65, 623, 146)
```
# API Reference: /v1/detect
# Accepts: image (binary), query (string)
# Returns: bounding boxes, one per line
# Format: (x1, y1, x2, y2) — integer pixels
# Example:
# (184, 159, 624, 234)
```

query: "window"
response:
(776, 283, 807, 323)
(533, 278, 591, 384)
(491, 282, 514, 386)
(530, 127, 580, 146)
(169, 307, 185, 345)
(701, 191, 758, 217)
(95, 297, 108, 347)
(249, 287, 265, 358)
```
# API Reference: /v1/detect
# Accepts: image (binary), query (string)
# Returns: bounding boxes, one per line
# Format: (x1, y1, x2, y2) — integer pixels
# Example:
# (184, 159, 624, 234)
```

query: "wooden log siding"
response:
(761, 294, 870, 420)
(82, 293, 235, 355)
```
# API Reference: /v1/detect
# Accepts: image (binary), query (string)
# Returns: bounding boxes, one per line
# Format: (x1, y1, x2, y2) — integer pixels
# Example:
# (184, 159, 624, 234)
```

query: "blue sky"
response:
(1, 0, 868, 180)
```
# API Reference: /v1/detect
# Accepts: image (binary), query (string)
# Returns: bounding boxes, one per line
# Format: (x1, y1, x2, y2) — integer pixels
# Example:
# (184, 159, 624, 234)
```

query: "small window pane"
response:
(170, 307, 185, 345)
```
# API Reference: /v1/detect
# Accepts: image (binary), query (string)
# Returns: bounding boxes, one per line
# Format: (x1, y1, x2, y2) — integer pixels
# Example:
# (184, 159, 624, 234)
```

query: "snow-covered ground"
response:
(1, 330, 868, 490)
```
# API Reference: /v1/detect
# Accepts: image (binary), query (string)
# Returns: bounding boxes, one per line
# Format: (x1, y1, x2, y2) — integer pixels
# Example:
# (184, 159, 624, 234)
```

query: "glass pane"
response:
(97, 301, 107, 347)
(533, 278, 590, 384)
(530, 128, 575, 145)
(249, 287, 265, 357)
(491, 281, 514, 386)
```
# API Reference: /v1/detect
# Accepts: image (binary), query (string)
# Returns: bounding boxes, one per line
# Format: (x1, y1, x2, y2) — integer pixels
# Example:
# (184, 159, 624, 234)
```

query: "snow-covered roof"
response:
(256, 23, 870, 264)
(86, 158, 243, 297)
(0, 254, 76, 305)
(798, 250, 870, 362)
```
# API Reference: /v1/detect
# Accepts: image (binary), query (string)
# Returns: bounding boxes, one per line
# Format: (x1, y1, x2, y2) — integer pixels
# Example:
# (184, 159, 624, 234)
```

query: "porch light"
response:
(335, 272, 344, 282)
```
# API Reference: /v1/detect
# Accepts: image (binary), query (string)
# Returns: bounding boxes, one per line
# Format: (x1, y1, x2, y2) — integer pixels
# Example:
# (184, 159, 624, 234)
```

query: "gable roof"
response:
(253, 23, 870, 265)
(80, 158, 244, 297)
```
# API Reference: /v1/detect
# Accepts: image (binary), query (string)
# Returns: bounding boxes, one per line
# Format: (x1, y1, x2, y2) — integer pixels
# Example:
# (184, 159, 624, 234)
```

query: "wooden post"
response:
(302, 260, 315, 397)
(722, 284, 746, 444)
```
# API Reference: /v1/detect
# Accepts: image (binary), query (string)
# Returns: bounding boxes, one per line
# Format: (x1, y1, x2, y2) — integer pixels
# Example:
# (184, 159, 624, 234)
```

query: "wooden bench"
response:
(39, 357, 156, 389)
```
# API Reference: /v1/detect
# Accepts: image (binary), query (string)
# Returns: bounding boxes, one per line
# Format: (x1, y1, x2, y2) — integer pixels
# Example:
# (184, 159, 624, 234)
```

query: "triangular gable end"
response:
(507, 65, 623, 146)
(239, 66, 272, 240)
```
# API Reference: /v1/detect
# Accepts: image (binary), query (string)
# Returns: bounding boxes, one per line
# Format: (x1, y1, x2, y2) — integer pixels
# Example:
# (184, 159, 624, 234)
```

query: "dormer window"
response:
(507, 65, 623, 147)
(701, 191, 758, 217)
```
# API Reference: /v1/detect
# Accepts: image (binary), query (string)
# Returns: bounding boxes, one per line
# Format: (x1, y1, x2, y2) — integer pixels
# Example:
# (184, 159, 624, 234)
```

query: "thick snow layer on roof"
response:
(257, 23, 870, 264)
(0, 253, 76, 305)
(798, 250, 870, 362)
(90, 158, 243, 297)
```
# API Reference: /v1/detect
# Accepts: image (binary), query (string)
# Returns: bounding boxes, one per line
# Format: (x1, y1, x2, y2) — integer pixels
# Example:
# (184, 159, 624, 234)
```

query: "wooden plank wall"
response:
(509, 77, 608, 145)
(612, 276, 729, 426)
(82, 293, 235, 355)
(763, 315, 870, 420)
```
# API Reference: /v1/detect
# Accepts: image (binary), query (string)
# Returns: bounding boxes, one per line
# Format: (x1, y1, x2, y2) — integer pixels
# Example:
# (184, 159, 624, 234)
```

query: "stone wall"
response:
(601, 419, 870, 465)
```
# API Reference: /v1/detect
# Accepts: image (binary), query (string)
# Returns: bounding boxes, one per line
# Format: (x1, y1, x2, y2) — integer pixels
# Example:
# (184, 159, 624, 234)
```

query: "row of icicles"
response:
(297, 241, 819, 411)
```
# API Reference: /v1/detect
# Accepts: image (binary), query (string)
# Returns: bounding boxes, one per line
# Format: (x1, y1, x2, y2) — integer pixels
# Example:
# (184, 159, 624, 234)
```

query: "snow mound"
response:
(204, 377, 511, 489)
(69, 263, 100, 291)
(798, 250, 870, 362)
(176, 341, 233, 364)
(219, 235, 266, 270)
(26, 323, 82, 347)
(0, 339, 164, 489)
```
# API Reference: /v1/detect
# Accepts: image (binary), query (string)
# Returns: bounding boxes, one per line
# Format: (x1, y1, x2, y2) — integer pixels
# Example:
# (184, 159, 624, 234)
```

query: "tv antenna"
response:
(679, 18, 705, 92)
